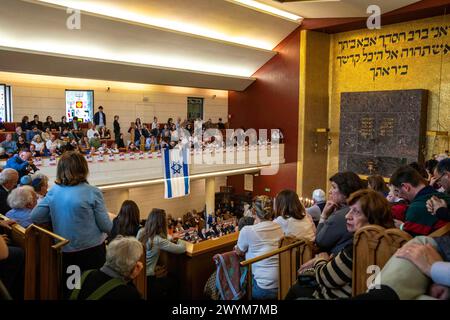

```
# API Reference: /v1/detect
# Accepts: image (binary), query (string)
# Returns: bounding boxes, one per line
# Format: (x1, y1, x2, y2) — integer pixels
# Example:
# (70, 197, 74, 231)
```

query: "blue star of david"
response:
(171, 162, 183, 175)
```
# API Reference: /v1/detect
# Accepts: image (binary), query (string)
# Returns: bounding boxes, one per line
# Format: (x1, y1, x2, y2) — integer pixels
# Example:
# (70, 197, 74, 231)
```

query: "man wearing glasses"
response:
(427, 158, 450, 221)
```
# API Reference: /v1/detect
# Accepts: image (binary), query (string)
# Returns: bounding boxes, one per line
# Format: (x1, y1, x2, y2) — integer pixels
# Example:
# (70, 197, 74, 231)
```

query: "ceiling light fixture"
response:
(227, 0, 303, 22)
(35, 0, 276, 50)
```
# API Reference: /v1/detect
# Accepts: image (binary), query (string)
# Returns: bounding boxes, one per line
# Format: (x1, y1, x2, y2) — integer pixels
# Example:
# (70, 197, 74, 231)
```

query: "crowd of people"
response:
(0, 107, 258, 167)
(1, 133, 449, 300)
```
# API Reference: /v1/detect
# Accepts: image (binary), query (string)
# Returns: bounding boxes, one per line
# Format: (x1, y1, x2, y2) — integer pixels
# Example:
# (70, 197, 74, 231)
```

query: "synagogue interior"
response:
(0, 0, 450, 304)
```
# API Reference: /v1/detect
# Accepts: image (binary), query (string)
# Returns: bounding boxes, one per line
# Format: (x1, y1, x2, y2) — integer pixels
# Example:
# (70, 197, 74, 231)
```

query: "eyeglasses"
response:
(434, 174, 445, 184)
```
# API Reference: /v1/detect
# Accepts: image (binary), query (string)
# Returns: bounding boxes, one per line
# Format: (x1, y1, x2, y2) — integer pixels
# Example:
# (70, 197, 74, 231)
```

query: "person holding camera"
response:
(4, 150, 38, 179)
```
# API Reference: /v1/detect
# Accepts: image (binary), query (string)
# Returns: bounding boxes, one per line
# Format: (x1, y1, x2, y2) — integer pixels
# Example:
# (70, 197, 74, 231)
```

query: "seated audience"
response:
(273, 189, 316, 241)
(31, 135, 45, 154)
(285, 189, 394, 300)
(0, 169, 19, 214)
(108, 200, 141, 242)
(99, 126, 111, 139)
(31, 151, 112, 284)
(316, 172, 365, 255)
(5, 186, 37, 228)
(20, 116, 31, 132)
(390, 165, 449, 236)
(4, 150, 34, 179)
(45, 134, 61, 154)
(425, 159, 439, 185)
(41, 127, 51, 142)
(12, 127, 25, 143)
(387, 184, 408, 222)
(137, 208, 186, 300)
(0, 134, 17, 157)
(306, 189, 326, 225)
(59, 116, 70, 132)
(16, 136, 29, 151)
(234, 195, 284, 300)
(367, 174, 389, 196)
(79, 136, 90, 153)
(409, 162, 429, 180)
(30, 173, 49, 203)
(43, 116, 58, 131)
(69, 236, 143, 300)
(427, 158, 450, 221)
(0, 119, 5, 132)
(109, 142, 119, 154)
(116, 133, 125, 149)
(87, 124, 100, 140)
(30, 115, 43, 131)
(26, 126, 41, 143)
(89, 133, 101, 149)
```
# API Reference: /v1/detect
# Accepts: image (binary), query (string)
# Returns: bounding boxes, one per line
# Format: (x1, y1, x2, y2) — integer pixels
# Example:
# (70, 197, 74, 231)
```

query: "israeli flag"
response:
(163, 147, 190, 199)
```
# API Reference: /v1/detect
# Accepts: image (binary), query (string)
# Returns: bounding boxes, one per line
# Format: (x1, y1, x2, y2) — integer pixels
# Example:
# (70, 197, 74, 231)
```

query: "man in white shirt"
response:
(87, 124, 100, 140)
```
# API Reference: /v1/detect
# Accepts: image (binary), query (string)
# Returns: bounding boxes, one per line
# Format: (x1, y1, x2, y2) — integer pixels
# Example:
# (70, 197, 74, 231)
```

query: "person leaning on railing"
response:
(31, 151, 112, 282)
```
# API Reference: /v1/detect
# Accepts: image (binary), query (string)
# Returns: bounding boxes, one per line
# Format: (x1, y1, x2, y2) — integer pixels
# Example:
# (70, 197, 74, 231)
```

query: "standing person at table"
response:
(94, 106, 106, 128)
(31, 151, 113, 284)
(113, 115, 121, 144)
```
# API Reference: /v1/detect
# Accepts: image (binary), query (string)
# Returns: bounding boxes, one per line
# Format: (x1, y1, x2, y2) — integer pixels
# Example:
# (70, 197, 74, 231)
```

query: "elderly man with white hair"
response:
(5, 186, 37, 228)
(306, 189, 326, 225)
(69, 236, 143, 300)
(0, 169, 19, 215)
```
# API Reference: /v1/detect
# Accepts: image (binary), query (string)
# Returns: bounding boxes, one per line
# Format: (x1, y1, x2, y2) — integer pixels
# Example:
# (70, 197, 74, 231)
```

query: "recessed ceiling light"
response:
(227, 0, 303, 22)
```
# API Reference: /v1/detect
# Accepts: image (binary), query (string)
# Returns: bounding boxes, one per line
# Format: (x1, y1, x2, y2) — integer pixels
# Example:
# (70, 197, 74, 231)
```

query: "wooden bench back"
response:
(241, 236, 316, 300)
(352, 225, 412, 296)
(0, 215, 69, 300)
(133, 246, 147, 299)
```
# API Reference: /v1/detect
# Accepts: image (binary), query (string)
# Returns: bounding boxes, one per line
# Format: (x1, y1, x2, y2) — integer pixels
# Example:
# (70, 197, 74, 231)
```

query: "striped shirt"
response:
(313, 245, 353, 299)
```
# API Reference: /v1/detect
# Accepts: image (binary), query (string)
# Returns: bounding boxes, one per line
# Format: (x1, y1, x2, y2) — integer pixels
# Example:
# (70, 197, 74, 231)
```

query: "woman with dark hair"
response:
(273, 189, 315, 241)
(20, 116, 31, 132)
(137, 208, 185, 300)
(316, 171, 366, 255)
(286, 189, 394, 300)
(108, 200, 141, 242)
(59, 116, 70, 133)
(235, 195, 284, 300)
(31, 151, 112, 281)
(367, 174, 389, 196)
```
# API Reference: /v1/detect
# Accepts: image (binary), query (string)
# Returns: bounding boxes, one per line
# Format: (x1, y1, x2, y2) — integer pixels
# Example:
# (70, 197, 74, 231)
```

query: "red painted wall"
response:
(227, 28, 300, 197)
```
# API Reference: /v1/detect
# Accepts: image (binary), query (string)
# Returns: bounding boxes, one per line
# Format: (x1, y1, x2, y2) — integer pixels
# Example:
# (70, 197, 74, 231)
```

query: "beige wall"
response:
(328, 16, 450, 180)
(103, 177, 227, 219)
(297, 30, 331, 197)
(1, 72, 228, 142)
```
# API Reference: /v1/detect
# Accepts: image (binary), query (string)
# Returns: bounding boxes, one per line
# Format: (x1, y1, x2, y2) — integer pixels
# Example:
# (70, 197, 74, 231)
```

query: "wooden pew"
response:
(352, 225, 412, 296)
(0, 215, 69, 300)
(240, 237, 314, 300)
(133, 246, 147, 300)
(429, 222, 450, 238)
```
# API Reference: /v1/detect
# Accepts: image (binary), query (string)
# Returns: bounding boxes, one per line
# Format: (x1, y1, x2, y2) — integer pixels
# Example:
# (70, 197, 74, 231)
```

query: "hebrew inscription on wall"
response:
(336, 25, 450, 81)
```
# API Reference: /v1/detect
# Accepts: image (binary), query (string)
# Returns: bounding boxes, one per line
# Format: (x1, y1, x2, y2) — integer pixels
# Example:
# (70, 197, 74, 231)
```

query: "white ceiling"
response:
(0, 0, 421, 91)
(257, 0, 421, 18)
